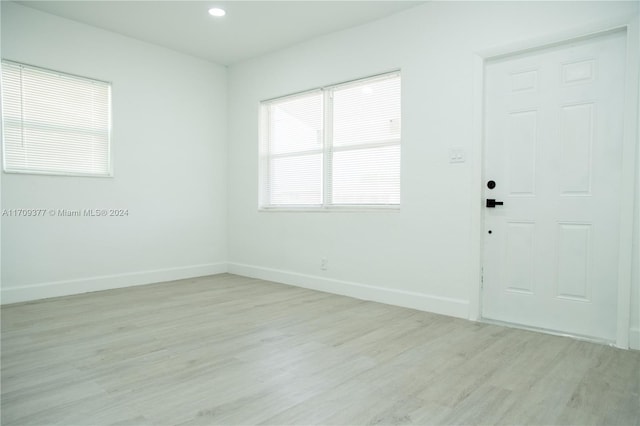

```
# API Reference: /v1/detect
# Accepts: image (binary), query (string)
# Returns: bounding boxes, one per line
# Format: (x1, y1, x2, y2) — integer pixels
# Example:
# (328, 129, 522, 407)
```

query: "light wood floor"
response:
(1, 273, 639, 426)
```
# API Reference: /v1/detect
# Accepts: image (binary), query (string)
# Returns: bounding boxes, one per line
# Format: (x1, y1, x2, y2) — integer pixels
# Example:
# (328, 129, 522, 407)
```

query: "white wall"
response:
(1, 2, 228, 303)
(227, 2, 639, 346)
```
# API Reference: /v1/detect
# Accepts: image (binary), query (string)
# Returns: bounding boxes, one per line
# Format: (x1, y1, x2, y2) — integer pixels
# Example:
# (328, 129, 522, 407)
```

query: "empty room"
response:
(1, 0, 639, 425)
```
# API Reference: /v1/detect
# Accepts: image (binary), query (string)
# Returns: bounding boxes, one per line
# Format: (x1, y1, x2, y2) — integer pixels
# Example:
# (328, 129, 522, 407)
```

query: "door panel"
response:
(482, 31, 626, 342)
(559, 103, 593, 194)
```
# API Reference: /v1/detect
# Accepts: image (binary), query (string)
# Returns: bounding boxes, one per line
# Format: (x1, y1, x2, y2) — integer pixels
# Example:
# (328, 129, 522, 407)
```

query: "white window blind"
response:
(264, 91, 323, 206)
(1, 60, 112, 176)
(331, 75, 400, 205)
(260, 72, 401, 209)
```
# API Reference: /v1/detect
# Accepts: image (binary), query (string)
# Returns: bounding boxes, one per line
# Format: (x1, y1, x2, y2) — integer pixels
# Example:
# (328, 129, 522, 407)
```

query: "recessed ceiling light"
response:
(208, 7, 226, 17)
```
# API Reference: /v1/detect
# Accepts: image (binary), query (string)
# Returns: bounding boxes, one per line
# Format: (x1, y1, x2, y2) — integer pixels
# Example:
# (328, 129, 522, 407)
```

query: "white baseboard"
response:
(630, 327, 640, 350)
(1, 262, 228, 305)
(227, 262, 469, 319)
(4, 261, 633, 348)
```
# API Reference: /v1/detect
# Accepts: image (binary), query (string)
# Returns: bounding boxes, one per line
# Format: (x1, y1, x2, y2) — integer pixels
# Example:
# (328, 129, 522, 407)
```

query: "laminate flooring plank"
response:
(2, 273, 639, 426)
(1, 375, 107, 425)
(555, 344, 640, 426)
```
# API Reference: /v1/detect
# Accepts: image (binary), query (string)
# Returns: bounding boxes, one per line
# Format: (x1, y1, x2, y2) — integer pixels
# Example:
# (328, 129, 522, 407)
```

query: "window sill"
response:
(3, 169, 113, 178)
(258, 206, 400, 213)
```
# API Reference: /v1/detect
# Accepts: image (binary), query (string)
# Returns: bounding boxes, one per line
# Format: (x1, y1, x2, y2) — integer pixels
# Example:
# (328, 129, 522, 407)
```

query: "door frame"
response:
(469, 16, 639, 349)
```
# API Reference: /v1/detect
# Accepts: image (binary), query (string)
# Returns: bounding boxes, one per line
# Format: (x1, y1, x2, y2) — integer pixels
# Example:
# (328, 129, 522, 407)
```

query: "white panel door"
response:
(482, 31, 627, 342)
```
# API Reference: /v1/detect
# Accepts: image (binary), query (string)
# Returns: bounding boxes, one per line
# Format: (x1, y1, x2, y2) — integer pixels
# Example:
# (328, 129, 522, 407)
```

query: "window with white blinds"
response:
(260, 72, 400, 209)
(1, 60, 112, 176)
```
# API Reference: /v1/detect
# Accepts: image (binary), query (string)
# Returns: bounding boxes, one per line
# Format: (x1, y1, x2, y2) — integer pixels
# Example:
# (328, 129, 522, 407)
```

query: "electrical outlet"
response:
(320, 258, 328, 271)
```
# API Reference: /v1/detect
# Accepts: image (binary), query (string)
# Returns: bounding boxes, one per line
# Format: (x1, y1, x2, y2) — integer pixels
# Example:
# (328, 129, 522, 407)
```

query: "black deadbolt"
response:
(487, 180, 496, 189)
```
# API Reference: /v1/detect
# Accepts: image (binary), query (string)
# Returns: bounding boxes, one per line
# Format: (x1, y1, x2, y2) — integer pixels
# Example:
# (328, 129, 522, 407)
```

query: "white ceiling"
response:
(15, 1, 425, 65)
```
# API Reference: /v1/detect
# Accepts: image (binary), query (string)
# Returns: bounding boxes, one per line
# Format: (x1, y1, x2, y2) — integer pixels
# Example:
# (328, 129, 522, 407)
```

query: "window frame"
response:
(1, 59, 113, 178)
(259, 71, 401, 212)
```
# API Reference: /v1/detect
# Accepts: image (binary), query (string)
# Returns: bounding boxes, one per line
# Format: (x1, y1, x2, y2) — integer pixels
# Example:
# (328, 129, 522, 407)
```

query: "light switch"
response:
(449, 148, 466, 163)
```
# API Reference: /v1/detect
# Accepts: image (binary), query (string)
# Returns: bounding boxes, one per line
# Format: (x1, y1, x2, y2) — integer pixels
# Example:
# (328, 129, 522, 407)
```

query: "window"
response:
(1, 60, 112, 176)
(260, 72, 400, 209)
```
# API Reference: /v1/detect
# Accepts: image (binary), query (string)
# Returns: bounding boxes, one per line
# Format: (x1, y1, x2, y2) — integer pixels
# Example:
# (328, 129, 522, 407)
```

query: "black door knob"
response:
(486, 199, 504, 208)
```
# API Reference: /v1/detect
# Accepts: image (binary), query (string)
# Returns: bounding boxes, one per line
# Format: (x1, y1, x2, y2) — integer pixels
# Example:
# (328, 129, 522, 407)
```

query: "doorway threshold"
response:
(479, 317, 616, 348)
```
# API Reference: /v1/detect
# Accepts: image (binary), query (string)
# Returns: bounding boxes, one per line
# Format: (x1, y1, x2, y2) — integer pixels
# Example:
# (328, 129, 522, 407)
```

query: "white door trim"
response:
(469, 16, 639, 349)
